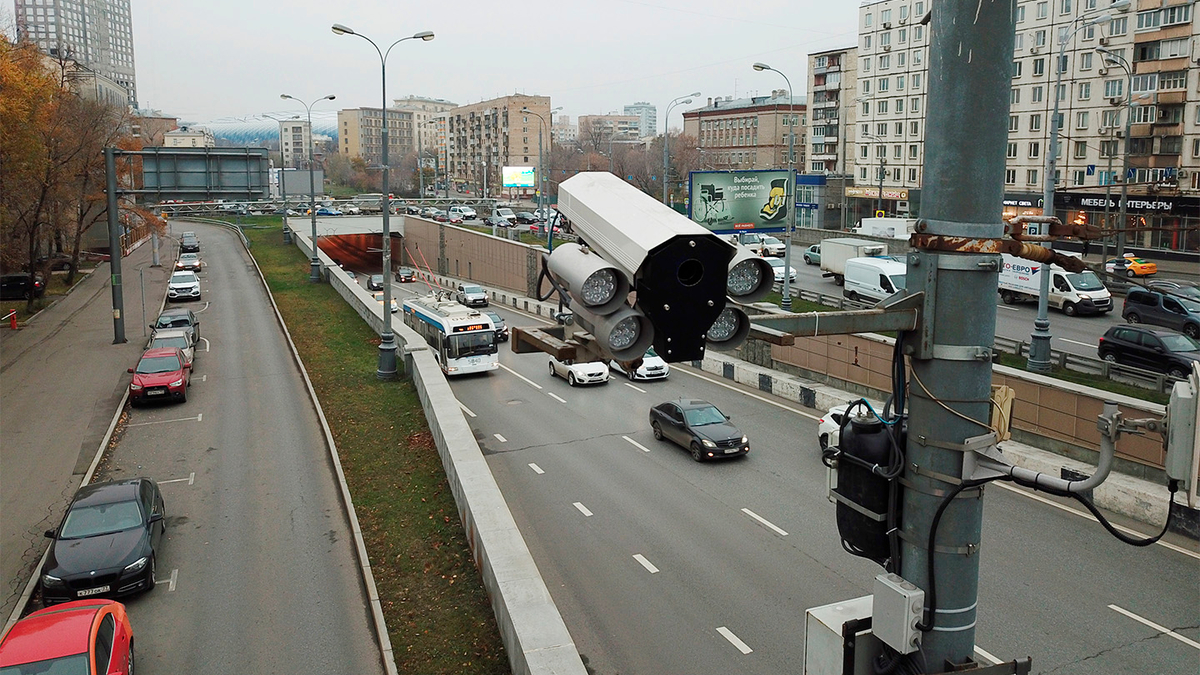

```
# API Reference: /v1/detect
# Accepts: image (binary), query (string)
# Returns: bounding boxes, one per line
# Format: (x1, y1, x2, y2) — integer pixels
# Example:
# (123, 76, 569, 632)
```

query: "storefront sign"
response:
(845, 186, 909, 200)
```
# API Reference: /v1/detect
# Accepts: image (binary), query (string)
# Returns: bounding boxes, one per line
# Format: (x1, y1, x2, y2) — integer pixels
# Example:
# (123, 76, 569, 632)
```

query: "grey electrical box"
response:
(803, 595, 882, 675)
(1165, 371, 1198, 491)
(872, 573, 925, 655)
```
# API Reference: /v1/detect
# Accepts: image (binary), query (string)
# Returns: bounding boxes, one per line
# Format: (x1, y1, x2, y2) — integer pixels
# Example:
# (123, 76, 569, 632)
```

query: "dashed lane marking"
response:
(1109, 604, 1200, 650)
(529, 463, 545, 474)
(624, 382, 647, 393)
(716, 627, 753, 654)
(499, 363, 543, 390)
(741, 508, 789, 536)
(459, 402, 477, 418)
(494, 433, 507, 443)
(623, 436, 651, 453)
(127, 414, 202, 427)
(573, 502, 593, 517)
(159, 472, 195, 485)
(632, 554, 660, 573)
(167, 568, 178, 592)
(547, 392, 567, 403)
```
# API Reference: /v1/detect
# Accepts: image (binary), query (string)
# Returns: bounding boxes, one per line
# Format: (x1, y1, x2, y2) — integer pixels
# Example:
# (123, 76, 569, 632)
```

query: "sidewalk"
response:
(0, 238, 173, 619)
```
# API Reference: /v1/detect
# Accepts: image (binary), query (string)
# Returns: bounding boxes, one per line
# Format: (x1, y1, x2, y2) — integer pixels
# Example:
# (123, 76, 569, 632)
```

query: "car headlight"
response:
(41, 573, 64, 587)
(124, 556, 148, 574)
(741, 436, 749, 444)
(702, 439, 717, 448)
(130, 383, 142, 391)
(169, 378, 183, 387)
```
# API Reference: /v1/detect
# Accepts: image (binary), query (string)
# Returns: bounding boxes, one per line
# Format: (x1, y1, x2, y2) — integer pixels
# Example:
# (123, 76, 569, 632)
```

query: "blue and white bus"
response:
(402, 294, 499, 375)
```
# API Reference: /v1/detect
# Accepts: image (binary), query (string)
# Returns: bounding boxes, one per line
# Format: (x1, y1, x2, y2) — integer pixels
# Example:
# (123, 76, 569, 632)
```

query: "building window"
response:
(1109, 16, 1127, 35)
(1100, 139, 1118, 157)
(895, 122, 904, 135)
(899, 28, 907, 43)
(1073, 169, 1085, 186)
(878, 100, 889, 114)
(909, 121, 919, 136)
(1080, 52, 1093, 71)
(1032, 58, 1045, 77)
(864, 12, 872, 27)
(1010, 88, 1021, 105)
(1132, 73, 1158, 94)
(1074, 141, 1087, 158)
(1013, 61, 1022, 78)
(1030, 114, 1042, 131)
(1192, 138, 1200, 158)
(1027, 169, 1038, 184)
(913, 50, 922, 65)
(1015, 33, 1025, 51)
(1060, 0, 1071, 15)
(912, 73, 921, 89)
(1103, 79, 1123, 98)
(1037, 2, 1048, 19)
(1029, 141, 1040, 158)
(878, 77, 890, 91)
(1016, 5, 1026, 22)
(1009, 115, 1019, 132)
(1032, 86, 1043, 103)
(1159, 71, 1186, 90)
(1131, 105, 1155, 124)
(1160, 105, 1184, 124)
(895, 98, 904, 113)
(877, 123, 888, 136)
(1007, 142, 1018, 158)
(1160, 136, 1182, 155)
(1130, 137, 1152, 155)
(1136, 9, 1161, 30)
(910, 97, 920, 113)
(1135, 42, 1159, 62)
(1035, 30, 1046, 47)
(909, 144, 919, 159)
(1102, 109, 1120, 128)
(1078, 82, 1091, 101)
(1005, 169, 1017, 184)
(1075, 111, 1089, 129)
(1160, 38, 1190, 59)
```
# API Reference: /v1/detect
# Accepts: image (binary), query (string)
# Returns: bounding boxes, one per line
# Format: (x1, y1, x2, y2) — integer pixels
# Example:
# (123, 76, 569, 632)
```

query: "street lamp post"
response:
(662, 92, 700, 204)
(1029, 1, 1128, 373)
(1097, 46, 1137, 260)
(754, 64, 797, 311)
(280, 94, 336, 283)
(520, 106, 561, 248)
(332, 23, 434, 380)
(264, 112, 300, 243)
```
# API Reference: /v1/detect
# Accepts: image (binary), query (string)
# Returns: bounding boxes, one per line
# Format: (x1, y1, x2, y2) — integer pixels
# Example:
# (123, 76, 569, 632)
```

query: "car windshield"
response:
(462, 285, 482, 294)
(763, 237, 781, 245)
(1066, 272, 1105, 291)
(1127, 258, 1149, 264)
(1162, 334, 1200, 352)
(59, 500, 143, 539)
(151, 336, 190, 351)
(486, 312, 503, 325)
(768, 258, 784, 268)
(447, 331, 496, 359)
(137, 355, 181, 373)
(156, 316, 191, 329)
(684, 405, 726, 427)
(399, 268, 413, 274)
(1165, 286, 1200, 301)
(889, 274, 907, 291)
(170, 273, 196, 283)
(180, 254, 198, 261)
(370, 275, 383, 282)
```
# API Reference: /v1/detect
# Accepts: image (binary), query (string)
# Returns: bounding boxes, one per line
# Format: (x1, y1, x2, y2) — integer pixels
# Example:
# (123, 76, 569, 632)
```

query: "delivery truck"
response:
(820, 238, 889, 285)
(998, 253, 1112, 316)
(852, 217, 917, 240)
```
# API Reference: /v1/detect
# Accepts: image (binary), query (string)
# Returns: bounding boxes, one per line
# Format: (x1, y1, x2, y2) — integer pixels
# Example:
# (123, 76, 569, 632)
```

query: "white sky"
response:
(127, 0, 858, 128)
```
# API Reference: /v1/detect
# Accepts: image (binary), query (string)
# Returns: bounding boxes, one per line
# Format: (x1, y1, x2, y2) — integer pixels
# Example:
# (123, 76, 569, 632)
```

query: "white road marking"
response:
(623, 435, 651, 453)
(716, 626, 753, 654)
(624, 382, 647, 393)
(996, 305, 1020, 312)
(993, 482, 1199, 560)
(741, 508, 789, 537)
(159, 472, 196, 485)
(167, 568, 178, 592)
(547, 392, 567, 403)
(499, 362, 543, 390)
(632, 554, 660, 574)
(573, 502, 593, 517)
(459, 402, 476, 418)
(195, 302, 211, 314)
(200, 375, 207, 382)
(1057, 337, 1094, 348)
(1108, 604, 1200, 650)
(199, 337, 210, 352)
(127, 414, 203, 427)
(974, 647, 1001, 665)
(493, 433, 507, 443)
(674, 367, 821, 421)
(528, 463, 545, 474)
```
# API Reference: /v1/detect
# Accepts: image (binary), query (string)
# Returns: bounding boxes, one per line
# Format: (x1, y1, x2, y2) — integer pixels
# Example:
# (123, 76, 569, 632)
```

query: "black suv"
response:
(0, 273, 46, 300)
(1123, 288, 1200, 339)
(1098, 325, 1200, 379)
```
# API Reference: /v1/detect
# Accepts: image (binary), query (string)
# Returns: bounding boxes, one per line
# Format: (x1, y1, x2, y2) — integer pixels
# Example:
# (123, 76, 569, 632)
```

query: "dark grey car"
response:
(152, 307, 200, 346)
(1123, 288, 1200, 339)
(649, 399, 749, 462)
(1098, 325, 1200, 379)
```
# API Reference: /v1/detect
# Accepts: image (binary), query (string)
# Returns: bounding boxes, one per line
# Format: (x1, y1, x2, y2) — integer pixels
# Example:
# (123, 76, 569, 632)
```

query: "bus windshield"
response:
(447, 331, 495, 359)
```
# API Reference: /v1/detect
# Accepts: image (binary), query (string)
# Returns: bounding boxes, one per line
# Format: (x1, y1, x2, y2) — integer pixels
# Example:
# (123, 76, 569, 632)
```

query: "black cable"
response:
(1069, 480, 1178, 547)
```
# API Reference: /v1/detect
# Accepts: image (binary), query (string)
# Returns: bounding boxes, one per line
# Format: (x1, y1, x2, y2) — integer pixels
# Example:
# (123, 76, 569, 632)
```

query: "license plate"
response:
(147, 390, 165, 396)
(77, 585, 110, 597)
(724, 448, 741, 454)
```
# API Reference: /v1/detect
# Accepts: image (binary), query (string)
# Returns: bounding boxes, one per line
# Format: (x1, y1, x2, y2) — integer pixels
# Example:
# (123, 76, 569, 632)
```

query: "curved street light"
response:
(662, 91, 700, 204)
(520, 106, 562, 248)
(332, 23, 435, 380)
(280, 94, 336, 282)
(752, 62, 797, 311)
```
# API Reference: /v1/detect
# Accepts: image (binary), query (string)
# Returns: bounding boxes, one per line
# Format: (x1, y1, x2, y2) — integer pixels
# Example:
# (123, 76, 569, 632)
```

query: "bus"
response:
(402, 294, 499, 375)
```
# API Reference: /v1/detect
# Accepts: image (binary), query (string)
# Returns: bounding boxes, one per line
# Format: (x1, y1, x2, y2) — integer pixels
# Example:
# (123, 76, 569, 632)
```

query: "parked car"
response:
(549, 358, 609, 386)
(405, 204, 422, 215)
(609, 347, 670, 381)
(515, 211, 539, 224)
(372, 291, 399, 313)
(367, 274, 385, 291)
(419, 206, 438, 219)
(345, 270, 357, 281)
(817, 404, 850, 450)
(395, 267, 416, 282)
(760, 235, 786, 257)
(175, 252, 202, 272)
(649, 399, 749, 461)
(1104, 255, 1157, 278)
(843, 257, 906, 304)
(1097, 325, 1200, 379)
(0, 273, 45, 300)
(449, 205, 477, 220)
(767, 257, 797, 283)
(446, 212, 464, 224)
(128, 347, 192, 404)
(167, 271, 201, 302)
(1123, 287, 1200, 339)
(455, 283, 488, 307)
(484, 214, 511, 229)
(315, 206, 343, 216)
(341, 204, 361, 215)
(147, 328, 196, 369)
(0, 599, 135, 674)
(26, 252, 73, 271)
(151, 307, 200, 345)
(41, 477, 166, 604)
(529, 222, 563, 235)
(485, 311, 509, 342)
(433, 210, 450, 222)
(179, 235, 200, 253)
(533, 207, 558, 221)
(803, 244, 821, 265)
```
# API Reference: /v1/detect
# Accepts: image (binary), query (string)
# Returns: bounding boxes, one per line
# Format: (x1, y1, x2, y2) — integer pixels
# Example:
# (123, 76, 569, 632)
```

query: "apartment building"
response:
(164, 126, 214, 148)
(278, 120, 311, 169)
(337, 107, 415, 167)
(682, 92, 808, 172)
(577, 114, 643, 148)
(444, 95, 552, 196)
(552, 115, 579, 145)
(391, 95, 457, 169)
(623, 102, 658, 137)
(807, 46, 860, 229)
(15, 0, 138, 107)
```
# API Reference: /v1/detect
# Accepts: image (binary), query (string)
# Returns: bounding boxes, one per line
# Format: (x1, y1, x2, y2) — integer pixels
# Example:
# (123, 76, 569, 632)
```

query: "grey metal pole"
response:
(902, 1, 1011, 667)
(840, 109, 848, 231)
(418, 122, 425, 199)
(662, 93, 698, 204)
(105, 147, 126, 344)
(1116, 65, 1133, 259)
(140, 268, 146, 337)
(876, 158, 885, 215)
(377, 55, 398, 379)
(307, 104, 321, 283)
(1102, 145, 1114, 261)
(782, 75, 796, 312)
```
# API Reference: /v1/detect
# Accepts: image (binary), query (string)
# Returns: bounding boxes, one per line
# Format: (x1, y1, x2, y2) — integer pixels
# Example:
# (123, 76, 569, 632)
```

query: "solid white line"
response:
(993, 482, 1199, 560)
(716, 626, 753, 654)
(674, 367, 821, 421)
(547, 392, 567, 403)
(493, 433, 507, 443)
(158, 472, 195, 485)
(1108, 604, 1200, 650)
(624, 382, 647, 393)
(1057, 337, 1095, 348)
(199, 337, 210, 352)
(459, 402, 477, 418)
(974, 646, 1002, 665)
(528, 463, 545, 474)
(996, 305, 1020, 312)
(573, 502, 593, 517)
(623, 435, 651, 453)
(127, 415, 203, 427)
(499, 362, 543, 389)
(167, 568, 178, 592)
(632, 554, 660, 574)
(741, 508, 789, 537)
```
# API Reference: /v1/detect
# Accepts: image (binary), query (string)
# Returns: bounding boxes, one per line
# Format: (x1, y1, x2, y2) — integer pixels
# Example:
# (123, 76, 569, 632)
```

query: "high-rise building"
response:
(443, 94, 552, 195)
(14, 0, 138, 107)
(279, 120, 312, 170)
(337, 107, 415, 167)
(807, 46, 859, 230)
(623, 102, 658, 137)
(552, 115, 578, 145)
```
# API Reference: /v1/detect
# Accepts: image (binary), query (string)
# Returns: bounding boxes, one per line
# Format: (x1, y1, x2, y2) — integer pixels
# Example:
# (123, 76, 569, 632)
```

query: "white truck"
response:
(853, 217, 917, 240)
(998, 253, 1113, 316)
(820, 237, 889, 285)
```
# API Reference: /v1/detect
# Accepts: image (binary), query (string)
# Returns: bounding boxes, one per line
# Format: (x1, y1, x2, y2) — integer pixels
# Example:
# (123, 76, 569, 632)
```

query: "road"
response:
(382, 277, 1199, 675)
(93, 223, 382, 674)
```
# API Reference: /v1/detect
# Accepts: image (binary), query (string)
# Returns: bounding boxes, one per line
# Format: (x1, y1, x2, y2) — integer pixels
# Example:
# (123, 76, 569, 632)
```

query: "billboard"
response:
(687, 170, 793, 234)
(502, 166, 536, 188)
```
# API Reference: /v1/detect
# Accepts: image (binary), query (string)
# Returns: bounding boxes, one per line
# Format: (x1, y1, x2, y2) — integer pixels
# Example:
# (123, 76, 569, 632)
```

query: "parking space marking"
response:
(167, 568, 178, 592)
(493, 433, 507, 443)
(632, 554, 660, 574)
(547, 392, 567, 403)
(529, 463, 545, 474)
(1109, 604, 1200, 650)
(195, 302, 211, 314)
(159, 472, 195, 485)
(623, 382, 647, 393)
(623, 436, 651, 453)
(741, 508, 789, 537)
(716, 626, 753, 654)
(199, 337, 210, 352)
(499, 363, 543, 390)
(573, 502, 593, 517)
(459, 402, 477, 418)
(200, 375, 207, 382)
(127, 414, 202, 427)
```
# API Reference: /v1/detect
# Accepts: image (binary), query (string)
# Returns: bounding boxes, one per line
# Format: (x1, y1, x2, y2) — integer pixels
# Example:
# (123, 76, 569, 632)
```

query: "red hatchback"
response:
(0, 599, 134, 674)
(128, 347, 191, 405)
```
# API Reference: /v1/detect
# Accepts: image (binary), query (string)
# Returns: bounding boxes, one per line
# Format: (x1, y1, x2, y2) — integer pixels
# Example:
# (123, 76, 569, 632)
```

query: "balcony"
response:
(812, 99, 840, 109)
(811, 81, 841, 93)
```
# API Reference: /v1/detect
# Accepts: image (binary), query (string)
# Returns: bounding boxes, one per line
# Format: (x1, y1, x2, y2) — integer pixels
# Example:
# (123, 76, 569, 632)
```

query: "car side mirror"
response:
(183, 363, 192, 369)
(1154, 346, 1165, 353)
(149, 324, 155, 331)
(44, 529, 55, 538)
(127, 367, 135, 373)
(149, 513, 163, 523)
(725, 415, 731, 421)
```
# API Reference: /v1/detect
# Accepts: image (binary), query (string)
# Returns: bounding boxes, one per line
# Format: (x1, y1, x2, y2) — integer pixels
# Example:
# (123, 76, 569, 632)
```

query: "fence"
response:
(992, 335, 1181, 394)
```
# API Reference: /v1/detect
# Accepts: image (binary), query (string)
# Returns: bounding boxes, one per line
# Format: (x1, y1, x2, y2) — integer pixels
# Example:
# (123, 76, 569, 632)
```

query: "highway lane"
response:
(390, 282, 1198, 675)
(95, 223, 382, 674)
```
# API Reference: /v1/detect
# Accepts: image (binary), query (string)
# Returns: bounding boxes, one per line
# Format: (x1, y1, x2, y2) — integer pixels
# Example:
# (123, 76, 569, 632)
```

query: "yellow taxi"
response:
(1104, 255, 1157, 278)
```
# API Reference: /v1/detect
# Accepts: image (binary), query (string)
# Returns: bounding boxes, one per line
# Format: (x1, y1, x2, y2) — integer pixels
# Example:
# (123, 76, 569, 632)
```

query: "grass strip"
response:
(994, 352, 1169, 404)
(243, 225, 511, 674)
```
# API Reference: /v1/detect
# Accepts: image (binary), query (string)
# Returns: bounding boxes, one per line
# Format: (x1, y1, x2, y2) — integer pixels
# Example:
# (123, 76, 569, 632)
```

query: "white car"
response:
(817, 404, 850, 451)
(609, 347, 670, 381)
(767, 257, 797, 283)
(449, 205, 477, 220)
(342, 204, 362, 215)
(148, 328, 196, 369)
(495, 207, 517, 224)
(760, 235, 786, 257)
(549, 359, 610, 386)
(372, 291, 399, 313)
(167, 271, 200, 302)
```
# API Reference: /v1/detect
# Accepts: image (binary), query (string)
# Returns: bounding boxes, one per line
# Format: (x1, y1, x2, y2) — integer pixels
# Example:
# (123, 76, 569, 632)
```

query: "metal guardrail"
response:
(173, 217, 250, 248)
(992, 334, 1180, 394)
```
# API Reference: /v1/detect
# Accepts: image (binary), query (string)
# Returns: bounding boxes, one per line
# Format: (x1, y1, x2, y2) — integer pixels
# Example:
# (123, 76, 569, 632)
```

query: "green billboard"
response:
(688, 170, 791, 234)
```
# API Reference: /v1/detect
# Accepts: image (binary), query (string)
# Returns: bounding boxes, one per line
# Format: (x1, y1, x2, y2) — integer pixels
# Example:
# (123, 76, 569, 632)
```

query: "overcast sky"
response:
(11, 1, 860, 127)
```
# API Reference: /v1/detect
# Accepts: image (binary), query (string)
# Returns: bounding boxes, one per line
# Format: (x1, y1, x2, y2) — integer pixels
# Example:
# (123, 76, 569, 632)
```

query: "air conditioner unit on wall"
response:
(883, 45, 892, 51)
(1099, 37, 1109, 46)
(883, 21, 892, 29)
(1030, 46, 1041, 54)
(1098, 67, 1109, 76)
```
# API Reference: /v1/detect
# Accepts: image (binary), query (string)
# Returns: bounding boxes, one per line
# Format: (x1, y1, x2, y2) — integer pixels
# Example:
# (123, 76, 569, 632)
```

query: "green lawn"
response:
(243, 227, 510, 674)
(1, 267, 96, 322)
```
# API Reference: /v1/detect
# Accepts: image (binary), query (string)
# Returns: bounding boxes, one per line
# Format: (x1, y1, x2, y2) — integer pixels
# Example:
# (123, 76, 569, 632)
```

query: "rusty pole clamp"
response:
(909, 216, 1093, 273)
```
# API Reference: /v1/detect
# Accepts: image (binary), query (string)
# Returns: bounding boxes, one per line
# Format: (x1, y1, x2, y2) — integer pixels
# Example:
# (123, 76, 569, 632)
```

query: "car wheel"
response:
(1000, 290, 1016, 305)
(1168, 366, 1188, 378)
(1126, 269, 1137, 279)
(548, 361, 555, 378)
(1101, 351, 1117, 363)
(568, 373, 577, 387)
(848, 291, 859, 302)
(1184, 324, 1199, 340)
(652, 422, 663, 441)
(1125, 312, 1140, 324)
(690, 443, 704, 462)
(804, 255, 812, 265)
(1062, 302, 1077, 317)
(179, 386, 187, 403)
(627, 368, 637, 382)
(819, 434, 829, 450)
(128, 640, 135, 674)
(146, 555, 156, 592)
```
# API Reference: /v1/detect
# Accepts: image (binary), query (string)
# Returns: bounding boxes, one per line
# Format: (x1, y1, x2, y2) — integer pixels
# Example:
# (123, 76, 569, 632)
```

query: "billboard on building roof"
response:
(687, 170, 791, 234)
(502, 166, 536, 188)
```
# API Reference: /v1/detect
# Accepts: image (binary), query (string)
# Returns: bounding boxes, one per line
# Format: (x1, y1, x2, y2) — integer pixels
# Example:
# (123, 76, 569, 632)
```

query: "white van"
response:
(843, 257, 907, 304)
